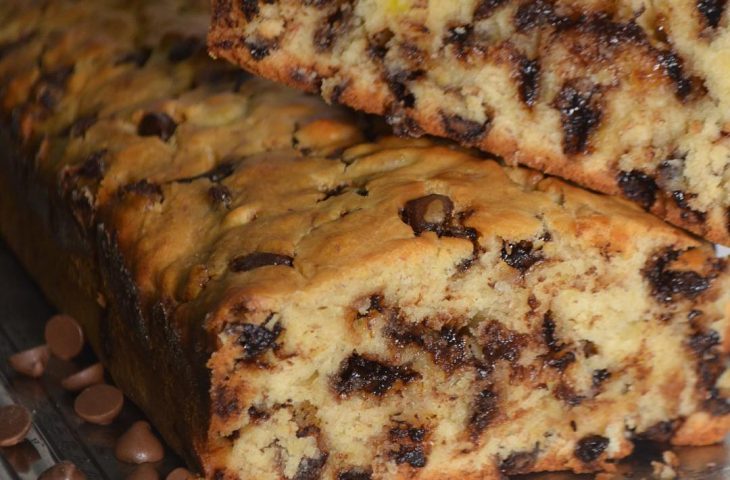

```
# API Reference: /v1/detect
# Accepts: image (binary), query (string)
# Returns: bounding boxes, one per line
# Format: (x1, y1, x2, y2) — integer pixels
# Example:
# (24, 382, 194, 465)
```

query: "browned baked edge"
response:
(0, 127, 211, 470)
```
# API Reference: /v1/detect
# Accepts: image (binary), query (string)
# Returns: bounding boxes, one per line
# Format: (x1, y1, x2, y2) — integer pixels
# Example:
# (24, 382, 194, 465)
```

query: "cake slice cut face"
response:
(208, 0, 730, 245)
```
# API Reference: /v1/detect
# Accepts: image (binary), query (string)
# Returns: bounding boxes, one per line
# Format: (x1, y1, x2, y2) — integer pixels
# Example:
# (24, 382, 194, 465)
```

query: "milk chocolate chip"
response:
(229, 252, 294, 272)
(127, 464, 160, 480)
(115, 421, 165, 464)
(45, 314, 85, 360)
(2, 439, 41, 473)
(138, 112, 177, 141)
(333, 353, 420, 397)
(574, 435, 609, 463)
(400, 194, 453, 236)
(74, 384, 123, 425)
(166, 468, 194, 480)
(61, 363, 105, 391)
(0, 404, 31, 447)
(38, 461, 87, 480)
(8, 345, 49, 378)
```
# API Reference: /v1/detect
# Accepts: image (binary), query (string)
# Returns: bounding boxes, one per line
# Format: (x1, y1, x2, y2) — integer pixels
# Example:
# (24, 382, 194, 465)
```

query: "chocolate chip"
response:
(337, 469, 372, 480)
(8, 345, 49, 378)
(39, 461, 87, 480)
(247, 405, 270, 423)
(66, 113, 98, 138)
(542, 311, 562, 352)
(554, 382, 585, 406)
(553, 80, 602, 154)
(387, 318, 471, 373)
(126, 464, 159, 480)
(61, 363, 105, 391)
(636, 420, 680, 443)
(689, 329, 720, 354)
(168, 37, 203, 63)
(2, 439, 40, 473)
(444, 25, 474, 58)
(137, 112, 177, 141)
(518, 58, 540, 106)
(245, 40, 273, 60)
(400, 194, 453, 236)
(333, 353, 420, 397)
(178, 162, 235, 184)
(115, 48, 153, 67)
(545, 350, 576, 371)
(44, 314, 84, 360)
(501, 240, 542, 273)
(385, 109, 424, 137)
(0, 405, 31, 447)
(592, 369, 611, 387)
(292, 453, 328, 480)
(468, 388, 499, 439)
(366, 30, 393, 59)
(389, 424, 426, 442)
(671, 191, 706, 223)
(314, 5, 352, 52)
(166, 468, 194, 480)
(213, 385, 239, 418)
(657, 51, 693, 99)
(515, 0, 559, 32)
(697, 0, 728, 28)
(574, 435, 609, 463)
(76, 150, 107, 179)
(73, 384, 124, 425)
(482, 320, 529, 365)
(474, 0, 508, 19)
(617, 170, 658, 210)
(644, 249, 712, 302)
(391, 444, 426, 468)
(440, 112, 489, 145)
(115, 421, 165, 464)
(319, 184, 347, 202)
(241, 0, 260, 20)
(499, 449, 538, 475)
(233, 322, 283, 360)
(386, 70, 423, 108)
(208, 184, 232, 209)
(119, 180, 163, 201)
(229, 252, 294, 272)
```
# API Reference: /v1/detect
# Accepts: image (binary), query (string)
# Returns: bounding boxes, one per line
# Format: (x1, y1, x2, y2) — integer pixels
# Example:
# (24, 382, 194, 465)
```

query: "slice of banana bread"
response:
(208, 0, 730, 245)
(2, 1, 730, 479)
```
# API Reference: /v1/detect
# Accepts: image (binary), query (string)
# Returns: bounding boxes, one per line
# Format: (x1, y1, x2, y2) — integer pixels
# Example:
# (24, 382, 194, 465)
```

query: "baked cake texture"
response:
(208, 0, 730, 245)
(3, 1, 730, 479)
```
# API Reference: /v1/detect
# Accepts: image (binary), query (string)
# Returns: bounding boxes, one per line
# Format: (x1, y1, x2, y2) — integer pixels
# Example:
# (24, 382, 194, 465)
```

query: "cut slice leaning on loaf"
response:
(208, 0, 730, 245)
(2, 1, 730, 479)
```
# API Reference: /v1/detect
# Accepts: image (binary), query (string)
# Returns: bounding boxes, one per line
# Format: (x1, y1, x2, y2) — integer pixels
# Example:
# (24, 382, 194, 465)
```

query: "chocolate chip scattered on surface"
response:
(8, 345, 49, 378)
(166, 467, 194, 480)
(38, 461, 87, 480)
(73, 384, 123, 425)
(115, 421, 165, 464)
(44, 314, 85, 360)
(126, 464, 160, 480)
(0, 404, 31, 447)
(61, 363, 105, 392)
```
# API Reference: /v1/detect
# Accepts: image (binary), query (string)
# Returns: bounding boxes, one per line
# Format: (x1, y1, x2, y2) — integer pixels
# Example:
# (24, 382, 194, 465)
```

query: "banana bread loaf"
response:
(2, 1, 730, 479)
(208, 0, 730, 245)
